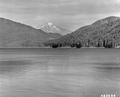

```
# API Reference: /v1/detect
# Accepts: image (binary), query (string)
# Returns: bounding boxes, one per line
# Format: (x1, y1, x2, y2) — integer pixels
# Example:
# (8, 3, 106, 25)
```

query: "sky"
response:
(0, 0, 120, 33)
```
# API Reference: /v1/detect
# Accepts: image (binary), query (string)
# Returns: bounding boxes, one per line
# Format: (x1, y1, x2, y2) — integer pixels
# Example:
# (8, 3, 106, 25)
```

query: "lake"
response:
(0, 48, 120, 97)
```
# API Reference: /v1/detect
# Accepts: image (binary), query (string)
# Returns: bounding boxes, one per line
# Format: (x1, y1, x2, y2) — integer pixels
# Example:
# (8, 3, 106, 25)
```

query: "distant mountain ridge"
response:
(40, 22, 69, 35)
(0, 18, 62, 47)
(45, 16, 120, 48)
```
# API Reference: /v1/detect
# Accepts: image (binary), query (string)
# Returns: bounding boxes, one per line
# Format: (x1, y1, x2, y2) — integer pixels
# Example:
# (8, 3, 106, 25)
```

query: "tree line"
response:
(44, 38, 119, 48)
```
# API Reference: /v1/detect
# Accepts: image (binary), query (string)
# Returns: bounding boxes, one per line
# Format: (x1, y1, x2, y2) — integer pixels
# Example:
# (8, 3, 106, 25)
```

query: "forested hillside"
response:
(45, 16, 120, 48)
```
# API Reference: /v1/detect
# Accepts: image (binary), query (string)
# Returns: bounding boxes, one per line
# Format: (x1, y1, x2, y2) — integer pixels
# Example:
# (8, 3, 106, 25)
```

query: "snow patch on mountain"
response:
(40, 22, 69, 35)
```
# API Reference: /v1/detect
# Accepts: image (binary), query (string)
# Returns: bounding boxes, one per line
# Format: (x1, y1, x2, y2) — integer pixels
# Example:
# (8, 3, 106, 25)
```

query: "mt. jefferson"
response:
(40, 22, 70, 35)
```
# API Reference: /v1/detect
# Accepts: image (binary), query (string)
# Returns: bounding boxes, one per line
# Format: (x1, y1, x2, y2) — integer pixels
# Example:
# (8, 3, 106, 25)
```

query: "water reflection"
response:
(0, 60, 31, 77)
(92, 62, 120, 75)
(0, 49, 120, 97)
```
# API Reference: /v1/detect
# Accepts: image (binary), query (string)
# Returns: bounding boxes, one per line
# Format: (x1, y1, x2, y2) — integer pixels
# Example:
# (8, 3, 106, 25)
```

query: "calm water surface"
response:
(0, 48, 120, 97)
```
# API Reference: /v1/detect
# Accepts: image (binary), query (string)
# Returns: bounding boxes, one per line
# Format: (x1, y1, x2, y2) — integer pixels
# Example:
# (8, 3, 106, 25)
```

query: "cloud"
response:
(0, 0, 120, 33)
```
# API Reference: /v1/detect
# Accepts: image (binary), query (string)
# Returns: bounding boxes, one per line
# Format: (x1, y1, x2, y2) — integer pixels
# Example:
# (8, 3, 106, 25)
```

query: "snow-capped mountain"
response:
(40, 22, 69, 35)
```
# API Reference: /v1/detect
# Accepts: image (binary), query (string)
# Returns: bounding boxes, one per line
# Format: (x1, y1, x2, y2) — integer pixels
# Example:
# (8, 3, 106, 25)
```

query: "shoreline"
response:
(0, 47, 119, 49)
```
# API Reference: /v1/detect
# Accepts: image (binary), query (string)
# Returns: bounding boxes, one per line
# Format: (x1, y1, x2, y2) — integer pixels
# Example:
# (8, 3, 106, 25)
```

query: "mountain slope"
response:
(47, 33, 62, 40)
(45, 16, 120, 48)
(0, 18, 61, 47)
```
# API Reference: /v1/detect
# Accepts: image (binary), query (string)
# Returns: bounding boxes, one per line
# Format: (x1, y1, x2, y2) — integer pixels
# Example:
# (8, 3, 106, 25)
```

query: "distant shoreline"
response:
(0, 47, 119, 49)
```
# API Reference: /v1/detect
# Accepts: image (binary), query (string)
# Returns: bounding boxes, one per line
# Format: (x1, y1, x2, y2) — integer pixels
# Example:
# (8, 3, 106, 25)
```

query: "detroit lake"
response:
(0, 48, 120, 97)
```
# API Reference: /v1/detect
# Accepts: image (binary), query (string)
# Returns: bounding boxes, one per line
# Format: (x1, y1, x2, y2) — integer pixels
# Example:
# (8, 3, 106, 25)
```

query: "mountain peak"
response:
(40, 22, 69, 35)
(40, 22, 56, 28)
(47, 22, 54, 26)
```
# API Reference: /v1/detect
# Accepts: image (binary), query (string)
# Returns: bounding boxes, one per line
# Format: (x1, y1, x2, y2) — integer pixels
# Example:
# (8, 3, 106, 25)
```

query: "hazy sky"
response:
(0, 0, 120, 32)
